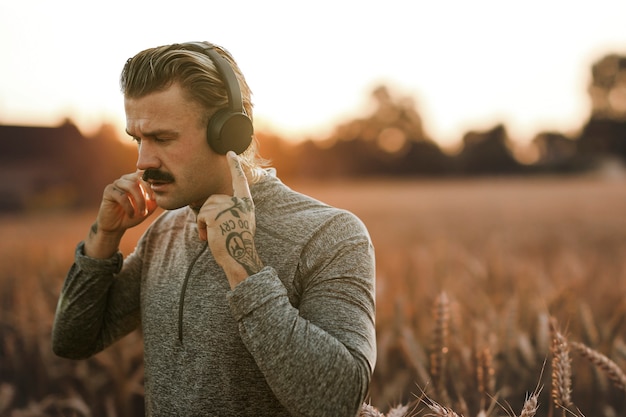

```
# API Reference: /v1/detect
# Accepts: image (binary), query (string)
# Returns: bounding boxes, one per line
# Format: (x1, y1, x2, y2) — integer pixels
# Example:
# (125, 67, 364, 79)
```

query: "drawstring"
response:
(178, 242, 209, 342)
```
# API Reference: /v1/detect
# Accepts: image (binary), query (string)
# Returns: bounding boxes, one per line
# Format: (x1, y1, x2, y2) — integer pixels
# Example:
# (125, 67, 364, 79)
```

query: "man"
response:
(52, 41, 376, 417)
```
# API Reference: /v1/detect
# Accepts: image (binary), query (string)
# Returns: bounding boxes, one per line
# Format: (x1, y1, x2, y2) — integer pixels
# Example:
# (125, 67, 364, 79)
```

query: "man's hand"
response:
(85, 171, 158, 259)
(197, 151, 263, 288)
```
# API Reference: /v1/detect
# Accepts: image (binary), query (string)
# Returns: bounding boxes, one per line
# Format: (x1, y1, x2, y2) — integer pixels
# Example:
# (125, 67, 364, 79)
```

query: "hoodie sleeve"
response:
(52, 242, 143, 359)
(227, 211, 376, 417)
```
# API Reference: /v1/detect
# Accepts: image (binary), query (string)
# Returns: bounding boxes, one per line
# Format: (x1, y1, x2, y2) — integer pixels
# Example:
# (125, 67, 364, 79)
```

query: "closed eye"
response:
(126, 129, 178, 144)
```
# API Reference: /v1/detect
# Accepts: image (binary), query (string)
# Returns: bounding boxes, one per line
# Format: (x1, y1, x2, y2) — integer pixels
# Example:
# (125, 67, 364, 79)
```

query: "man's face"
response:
(124, 83, 231, 210)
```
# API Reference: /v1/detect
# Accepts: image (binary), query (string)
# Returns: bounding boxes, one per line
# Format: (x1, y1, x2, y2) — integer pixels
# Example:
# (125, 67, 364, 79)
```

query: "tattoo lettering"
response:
(215, 197, 254, 220)
(226, 231, 263, 275)
(219, 219, 250, 236)
(232, 158, 245, 178)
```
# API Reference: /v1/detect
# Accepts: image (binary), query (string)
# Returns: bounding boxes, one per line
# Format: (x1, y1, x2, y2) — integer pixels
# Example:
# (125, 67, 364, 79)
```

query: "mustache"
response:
(142, 169, 175, 182)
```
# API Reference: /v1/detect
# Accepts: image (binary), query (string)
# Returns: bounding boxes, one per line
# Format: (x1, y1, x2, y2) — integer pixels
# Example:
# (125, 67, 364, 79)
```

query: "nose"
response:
(136, 140, 160, 171)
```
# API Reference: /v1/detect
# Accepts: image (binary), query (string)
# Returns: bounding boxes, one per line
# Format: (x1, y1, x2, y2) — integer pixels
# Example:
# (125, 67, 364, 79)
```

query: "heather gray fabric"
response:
(52, 171, 376, 417)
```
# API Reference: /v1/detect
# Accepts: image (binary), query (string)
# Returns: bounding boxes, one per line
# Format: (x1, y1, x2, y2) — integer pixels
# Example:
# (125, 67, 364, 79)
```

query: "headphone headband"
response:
(185, 42, 253, 155)
(191, 43, 245, 115)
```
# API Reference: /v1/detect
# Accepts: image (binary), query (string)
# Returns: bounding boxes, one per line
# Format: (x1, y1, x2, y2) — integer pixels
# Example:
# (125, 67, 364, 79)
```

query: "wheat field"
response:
(1, 175, 626, 417)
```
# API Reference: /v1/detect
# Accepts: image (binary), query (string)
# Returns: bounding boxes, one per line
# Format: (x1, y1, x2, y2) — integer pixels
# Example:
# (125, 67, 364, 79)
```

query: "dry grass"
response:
(2, 175, 626, 416)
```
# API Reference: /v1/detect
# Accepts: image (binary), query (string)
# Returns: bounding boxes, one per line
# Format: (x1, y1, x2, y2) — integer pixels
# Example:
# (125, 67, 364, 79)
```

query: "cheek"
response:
(178, 153, 213, 185)
(166, 145, 205, 176)
(170, 139, 226, 189)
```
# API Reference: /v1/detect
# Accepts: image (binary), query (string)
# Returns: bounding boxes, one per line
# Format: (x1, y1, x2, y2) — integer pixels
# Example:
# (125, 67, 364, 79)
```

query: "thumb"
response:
(227, 151, 252, 199)
(197, 217, 208, 241)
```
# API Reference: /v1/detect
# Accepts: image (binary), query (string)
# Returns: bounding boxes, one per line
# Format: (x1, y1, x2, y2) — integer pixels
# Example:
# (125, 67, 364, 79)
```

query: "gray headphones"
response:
(188, 42, 253, 155)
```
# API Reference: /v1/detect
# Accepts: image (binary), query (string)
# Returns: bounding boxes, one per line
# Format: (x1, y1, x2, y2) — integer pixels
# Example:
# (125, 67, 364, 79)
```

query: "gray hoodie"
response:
(52, 172, 376, 417)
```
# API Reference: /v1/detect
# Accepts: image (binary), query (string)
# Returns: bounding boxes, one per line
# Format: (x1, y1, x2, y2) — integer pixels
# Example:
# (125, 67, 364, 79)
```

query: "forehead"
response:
(124, 83, 205, 134)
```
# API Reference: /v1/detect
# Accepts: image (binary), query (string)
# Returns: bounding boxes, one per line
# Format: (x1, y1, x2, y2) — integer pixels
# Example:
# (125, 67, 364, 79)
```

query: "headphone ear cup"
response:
(206, 109, 254, 155)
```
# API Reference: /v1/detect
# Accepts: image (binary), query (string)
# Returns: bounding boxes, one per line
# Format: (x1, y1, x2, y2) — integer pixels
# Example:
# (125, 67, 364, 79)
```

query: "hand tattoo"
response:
(226, 231, 263, 275)
(215, 197, 254, 220)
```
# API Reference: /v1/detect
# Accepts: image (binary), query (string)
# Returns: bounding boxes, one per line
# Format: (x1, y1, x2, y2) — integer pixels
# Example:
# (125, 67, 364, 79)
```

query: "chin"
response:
(154, 196, 186, 211)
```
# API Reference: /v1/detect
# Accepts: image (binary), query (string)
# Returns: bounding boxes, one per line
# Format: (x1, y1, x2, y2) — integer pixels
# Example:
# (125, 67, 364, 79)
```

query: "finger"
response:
(137, 171, 157, 215)
(112, 173, 149, 217)
(141, 182, 158, 215)
(197, 217, 208, 241)
(118, 180, 144, 218)
(105, 183, 136, 218)
(227, 151, 252, 199)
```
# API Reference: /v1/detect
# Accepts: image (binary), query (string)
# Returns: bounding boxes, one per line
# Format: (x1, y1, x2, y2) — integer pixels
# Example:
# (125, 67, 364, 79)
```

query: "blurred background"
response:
(1, 1, 626, 416)
(1, 0, 625, 209)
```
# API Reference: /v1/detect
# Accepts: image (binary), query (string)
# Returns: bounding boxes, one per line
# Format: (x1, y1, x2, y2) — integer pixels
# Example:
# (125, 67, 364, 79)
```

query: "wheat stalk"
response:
(385, 404, 410, 417)
(359, 402, 411, 417)
(430, 291, 450, 400)
(476, 346, 496, 403)
(518, 391, 539, 417)
(413, 384, 462, 417)
(550, 319, 574, 415)
(571, 341, 626, 393)
(359, 402, 385, 417)
(423, 398, 463, 417)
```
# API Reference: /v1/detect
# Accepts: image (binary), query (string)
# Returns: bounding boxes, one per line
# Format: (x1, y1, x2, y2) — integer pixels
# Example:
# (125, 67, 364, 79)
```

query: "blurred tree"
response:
(453, 124, 524, 175)
(530, 131, 585, 172)
(577, 53, 626, 163)
(577, 118, 626, 162)
(286, 85, 449, 178)
(588, 54, 626, 120)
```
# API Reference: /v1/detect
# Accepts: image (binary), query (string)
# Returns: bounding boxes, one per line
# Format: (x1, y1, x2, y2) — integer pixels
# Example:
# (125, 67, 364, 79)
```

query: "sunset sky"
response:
(1, 0, 625, 148)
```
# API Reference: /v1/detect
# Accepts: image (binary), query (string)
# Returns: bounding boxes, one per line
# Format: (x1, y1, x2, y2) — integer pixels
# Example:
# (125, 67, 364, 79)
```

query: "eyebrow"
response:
(125, 128, 180, 139)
